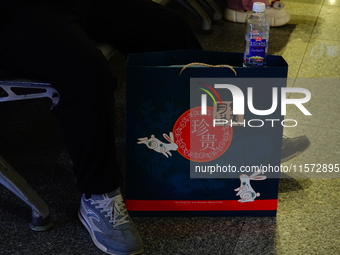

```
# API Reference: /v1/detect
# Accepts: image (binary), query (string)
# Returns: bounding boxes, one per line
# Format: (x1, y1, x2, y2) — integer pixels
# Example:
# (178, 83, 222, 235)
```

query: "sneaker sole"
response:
(224, 8, 290, 27)
(78, 210, 144, 255)
(224, 8, 250, 23)
(266, 12, 290, 27)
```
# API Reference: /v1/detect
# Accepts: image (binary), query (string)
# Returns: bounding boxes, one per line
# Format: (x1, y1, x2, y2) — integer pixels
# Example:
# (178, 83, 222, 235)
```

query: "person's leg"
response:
(72, 2, 203, 254)
(0, 1, 122, 195)
(0, 1, 201, 254)
(0, 2, 145, 254)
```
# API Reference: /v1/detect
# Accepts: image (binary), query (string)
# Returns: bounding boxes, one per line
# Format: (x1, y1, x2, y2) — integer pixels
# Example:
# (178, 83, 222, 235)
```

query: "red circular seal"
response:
(173, 107, 233, 162)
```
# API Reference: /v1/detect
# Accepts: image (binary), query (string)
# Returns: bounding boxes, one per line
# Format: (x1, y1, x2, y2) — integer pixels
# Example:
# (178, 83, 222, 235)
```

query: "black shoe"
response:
(281, 135, 310, 163)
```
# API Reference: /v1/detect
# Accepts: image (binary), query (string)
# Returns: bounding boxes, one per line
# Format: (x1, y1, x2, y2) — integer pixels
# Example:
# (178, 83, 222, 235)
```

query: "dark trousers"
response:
(0, 0, 202, 194)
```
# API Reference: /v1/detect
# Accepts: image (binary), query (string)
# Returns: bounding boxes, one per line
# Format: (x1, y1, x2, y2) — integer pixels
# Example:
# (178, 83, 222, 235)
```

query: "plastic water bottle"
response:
(243, 2, 270, 67)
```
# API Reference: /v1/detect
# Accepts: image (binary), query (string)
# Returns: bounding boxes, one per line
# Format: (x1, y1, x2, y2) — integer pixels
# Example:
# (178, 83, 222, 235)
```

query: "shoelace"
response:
(92, 194, 129, 228)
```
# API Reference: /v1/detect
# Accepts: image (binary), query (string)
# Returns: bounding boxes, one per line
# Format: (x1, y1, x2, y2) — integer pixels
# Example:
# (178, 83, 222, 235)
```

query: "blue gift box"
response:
(125, 51, 288, 217)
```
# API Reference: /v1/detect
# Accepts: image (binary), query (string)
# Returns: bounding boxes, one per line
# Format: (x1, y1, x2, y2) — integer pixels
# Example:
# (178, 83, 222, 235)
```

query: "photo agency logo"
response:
(197, 80, 312, 128)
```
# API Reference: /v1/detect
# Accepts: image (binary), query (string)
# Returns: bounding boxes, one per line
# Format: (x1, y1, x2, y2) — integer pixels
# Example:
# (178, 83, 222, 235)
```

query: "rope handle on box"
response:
(179, 62, 237, 76)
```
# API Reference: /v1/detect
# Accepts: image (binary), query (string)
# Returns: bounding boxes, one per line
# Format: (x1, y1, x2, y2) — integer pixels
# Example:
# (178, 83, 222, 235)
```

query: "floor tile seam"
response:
(294, 1, 325, 78)
(290, 40, 311, 80)
(309, 36, 340, 43)
(230, 219, 248, 255)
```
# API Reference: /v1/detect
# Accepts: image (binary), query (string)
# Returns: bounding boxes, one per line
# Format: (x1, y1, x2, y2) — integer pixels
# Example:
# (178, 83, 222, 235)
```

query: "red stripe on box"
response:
(125, 199, 278, 211)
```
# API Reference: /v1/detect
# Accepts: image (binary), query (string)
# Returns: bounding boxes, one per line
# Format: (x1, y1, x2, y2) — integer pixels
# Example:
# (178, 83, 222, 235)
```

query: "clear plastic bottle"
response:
(243, 2, 270, 67)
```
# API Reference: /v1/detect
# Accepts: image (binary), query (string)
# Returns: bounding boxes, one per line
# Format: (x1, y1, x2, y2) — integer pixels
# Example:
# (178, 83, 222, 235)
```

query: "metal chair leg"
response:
(178, 0, 212, 32)
(0, 81, 60, 108)
(198, 0, 222, 21)
(0, 156, 52, 231)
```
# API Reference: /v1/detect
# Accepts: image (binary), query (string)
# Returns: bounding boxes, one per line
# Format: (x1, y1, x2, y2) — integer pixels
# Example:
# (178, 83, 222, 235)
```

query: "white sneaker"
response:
(224, 1, 290, 27)
(78, 189, 144, 255)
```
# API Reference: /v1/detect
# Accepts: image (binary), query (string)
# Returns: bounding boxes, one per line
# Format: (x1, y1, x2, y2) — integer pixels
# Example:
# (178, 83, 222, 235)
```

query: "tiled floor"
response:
(193, 0, 340, 254)
(0, 0, 339, 254)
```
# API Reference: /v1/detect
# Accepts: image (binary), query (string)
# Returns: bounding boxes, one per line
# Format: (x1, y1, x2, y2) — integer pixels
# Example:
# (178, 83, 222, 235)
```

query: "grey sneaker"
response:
(78, 189, 144, 255)
(281, 135, 310, 163)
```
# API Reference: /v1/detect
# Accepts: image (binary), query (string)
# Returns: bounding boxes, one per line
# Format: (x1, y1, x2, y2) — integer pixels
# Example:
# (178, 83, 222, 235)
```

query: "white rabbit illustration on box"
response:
(137, 132, 178, 158)
(235, 170, 267, 203)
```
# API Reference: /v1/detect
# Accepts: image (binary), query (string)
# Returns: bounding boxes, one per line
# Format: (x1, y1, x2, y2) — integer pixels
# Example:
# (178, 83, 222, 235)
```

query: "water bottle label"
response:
(249, 37, 267, 64)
